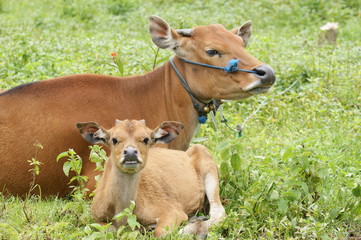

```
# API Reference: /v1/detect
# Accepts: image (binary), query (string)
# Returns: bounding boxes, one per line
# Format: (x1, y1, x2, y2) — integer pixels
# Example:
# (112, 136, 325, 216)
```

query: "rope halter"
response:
(170, 57, 256, 124)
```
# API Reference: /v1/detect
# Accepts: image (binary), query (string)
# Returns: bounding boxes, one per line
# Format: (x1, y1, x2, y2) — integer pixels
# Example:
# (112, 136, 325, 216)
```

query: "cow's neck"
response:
(162, 58, 202, 150)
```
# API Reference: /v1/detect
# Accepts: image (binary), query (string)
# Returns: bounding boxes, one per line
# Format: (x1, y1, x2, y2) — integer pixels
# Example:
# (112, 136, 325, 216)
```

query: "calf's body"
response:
(78, 120, 225, 237)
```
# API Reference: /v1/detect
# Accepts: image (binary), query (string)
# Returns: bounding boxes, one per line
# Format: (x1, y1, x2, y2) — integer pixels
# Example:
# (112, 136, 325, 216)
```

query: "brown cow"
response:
(0, 16, 275, 196)
(77, 119, 225, 237)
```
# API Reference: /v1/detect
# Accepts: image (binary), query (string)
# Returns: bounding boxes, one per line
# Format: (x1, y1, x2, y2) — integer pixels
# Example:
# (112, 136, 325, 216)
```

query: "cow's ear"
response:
(151, 121, 184, 144)
(231, 20, 252, 47)
(149, 16, 179, 50)
(76, 122, 110, 145)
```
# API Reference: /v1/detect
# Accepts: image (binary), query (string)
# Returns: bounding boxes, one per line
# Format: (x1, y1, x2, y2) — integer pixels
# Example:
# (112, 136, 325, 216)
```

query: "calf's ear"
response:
(76, 122, 110, 145)
(151, 121, 184, 144)
(231, 20, 252, 47)
(149, 15, 179, 50)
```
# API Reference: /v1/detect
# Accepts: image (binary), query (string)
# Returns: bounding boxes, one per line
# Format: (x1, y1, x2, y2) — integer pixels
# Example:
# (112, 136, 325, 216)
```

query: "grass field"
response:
(0, 0, 360, 239)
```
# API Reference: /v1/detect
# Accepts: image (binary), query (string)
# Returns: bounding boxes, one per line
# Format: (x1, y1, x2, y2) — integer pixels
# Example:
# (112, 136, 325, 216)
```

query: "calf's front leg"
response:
(154, 209, 188, 237)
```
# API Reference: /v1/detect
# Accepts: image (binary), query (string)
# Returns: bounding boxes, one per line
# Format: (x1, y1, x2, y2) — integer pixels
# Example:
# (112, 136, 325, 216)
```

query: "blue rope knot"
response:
(224, 59, 239, 73)
(198, 116, 207, 124)
(180, 58, 257, 74)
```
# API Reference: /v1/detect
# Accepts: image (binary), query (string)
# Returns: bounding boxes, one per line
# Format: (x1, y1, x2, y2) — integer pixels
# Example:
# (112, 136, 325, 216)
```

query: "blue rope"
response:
(180, 58, 257, 74)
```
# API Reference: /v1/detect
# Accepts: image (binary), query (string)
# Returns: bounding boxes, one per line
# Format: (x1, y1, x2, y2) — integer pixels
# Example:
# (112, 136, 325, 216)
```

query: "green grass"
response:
(1, 0, 360, 239)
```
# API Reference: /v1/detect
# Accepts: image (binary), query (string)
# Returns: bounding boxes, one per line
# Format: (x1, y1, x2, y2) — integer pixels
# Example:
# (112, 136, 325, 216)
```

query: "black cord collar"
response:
(169, 57, 217, 124)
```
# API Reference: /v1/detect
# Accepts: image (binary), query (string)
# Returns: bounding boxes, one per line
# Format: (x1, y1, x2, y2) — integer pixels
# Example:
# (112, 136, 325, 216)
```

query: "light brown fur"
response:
(79, 120, 225, 237)
(0, 16, 275, 196)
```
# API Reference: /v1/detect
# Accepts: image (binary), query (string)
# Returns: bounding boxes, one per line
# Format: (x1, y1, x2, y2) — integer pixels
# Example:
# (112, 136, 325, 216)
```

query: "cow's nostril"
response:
(252, 64, 276, 85)
(124, 150, 128, 155)
(253, 68, 266, 77)
(134, 150, 138, 154)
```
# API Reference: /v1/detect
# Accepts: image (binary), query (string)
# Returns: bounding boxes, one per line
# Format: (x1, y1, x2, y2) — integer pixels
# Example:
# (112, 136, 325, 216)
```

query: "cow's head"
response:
(77, 120, 183, 173)
(149, 16, 275, 101)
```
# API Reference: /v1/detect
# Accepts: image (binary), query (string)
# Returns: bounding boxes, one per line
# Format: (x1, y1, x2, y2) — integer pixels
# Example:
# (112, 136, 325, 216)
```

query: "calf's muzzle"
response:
(123, 147, 138, 161)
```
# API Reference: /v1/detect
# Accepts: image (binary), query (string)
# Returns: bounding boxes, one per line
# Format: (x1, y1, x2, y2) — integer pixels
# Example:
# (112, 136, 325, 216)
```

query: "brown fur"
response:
(0, 16, 275, 196)
(83, 120, 225, 237)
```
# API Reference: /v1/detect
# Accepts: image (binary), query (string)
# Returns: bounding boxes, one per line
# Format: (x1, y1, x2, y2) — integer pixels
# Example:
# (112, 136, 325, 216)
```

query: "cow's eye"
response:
(206, 49, 219, 57)
(112, 138, 118, 145)
(142, 137, 150, 145)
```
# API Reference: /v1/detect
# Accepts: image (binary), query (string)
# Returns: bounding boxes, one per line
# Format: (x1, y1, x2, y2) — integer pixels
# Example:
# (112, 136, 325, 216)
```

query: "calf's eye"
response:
(112, 138, 118, 145)
(142, 137, 150, 145)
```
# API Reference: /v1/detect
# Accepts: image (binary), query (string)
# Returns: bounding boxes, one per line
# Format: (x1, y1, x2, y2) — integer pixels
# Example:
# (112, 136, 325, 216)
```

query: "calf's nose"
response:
(252, 64, 276, 85)
(123, 147, 138, 158)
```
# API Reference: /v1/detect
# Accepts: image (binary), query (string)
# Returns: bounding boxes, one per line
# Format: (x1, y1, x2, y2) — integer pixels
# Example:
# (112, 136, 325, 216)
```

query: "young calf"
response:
(77, 119, 225, 237)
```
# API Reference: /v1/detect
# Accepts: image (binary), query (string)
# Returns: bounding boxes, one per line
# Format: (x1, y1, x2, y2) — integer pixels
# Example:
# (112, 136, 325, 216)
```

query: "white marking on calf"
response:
(205, 173, 226, 224)
(179, 172, 226, 236)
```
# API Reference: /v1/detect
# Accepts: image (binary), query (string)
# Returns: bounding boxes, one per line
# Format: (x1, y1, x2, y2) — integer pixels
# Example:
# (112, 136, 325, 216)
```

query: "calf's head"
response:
(149, 16, 276, 100)
(77, 120, 183, 173)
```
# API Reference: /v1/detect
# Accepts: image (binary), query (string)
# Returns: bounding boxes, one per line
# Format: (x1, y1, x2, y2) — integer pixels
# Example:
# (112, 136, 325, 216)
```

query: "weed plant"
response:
(0, 0, 360, 239)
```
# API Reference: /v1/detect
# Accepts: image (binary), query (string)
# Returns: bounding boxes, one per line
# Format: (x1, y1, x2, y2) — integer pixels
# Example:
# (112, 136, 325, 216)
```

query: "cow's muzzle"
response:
(244, 64, 276, 94)
(252, 64, 276, 85)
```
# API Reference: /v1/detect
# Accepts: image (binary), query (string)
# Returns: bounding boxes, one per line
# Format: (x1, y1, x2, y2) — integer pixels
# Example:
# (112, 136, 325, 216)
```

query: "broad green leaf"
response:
(105, 232, 115, 239)
(113, 211, 126, 221)
(78, 175, 89, 182)
(69, 176, 79, 183)
(56, 151, 69, 161)
(89, 222, 110, 231)
(116, 225, 126, 235)
(127, 214, 138, 231)
(220, 162, 230, 178)
(230, 153, 241, 170)
(63, 161, 71, 177)
(220, 147, 231, 161)
(84, 225, 92, 234)
(69, 149, 76, 155)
